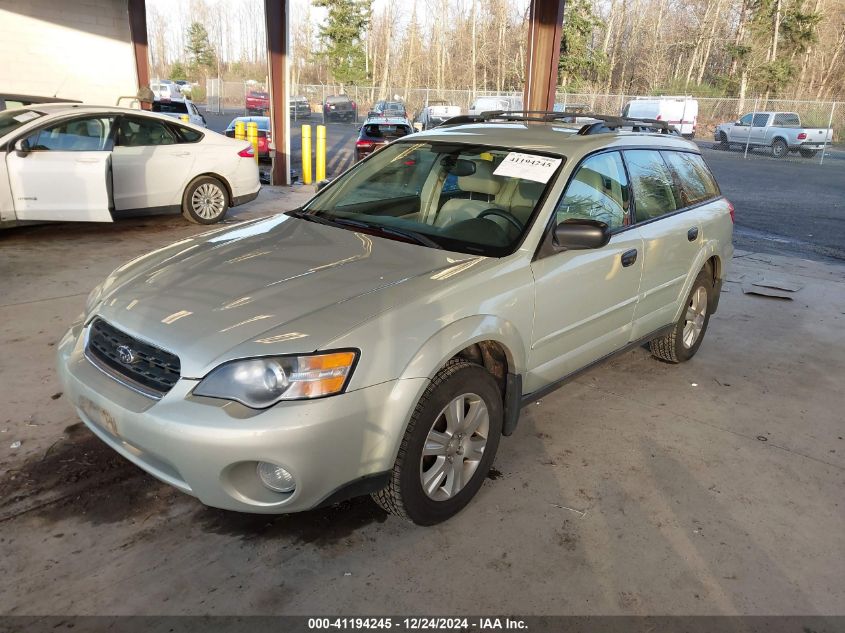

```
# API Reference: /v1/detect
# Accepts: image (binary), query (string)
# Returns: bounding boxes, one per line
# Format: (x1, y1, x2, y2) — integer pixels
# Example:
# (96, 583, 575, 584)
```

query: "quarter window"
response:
(117, 117, 178, 147)
(624, 150, 678, 221)
(26, 116, 114, 151)
(661, 151, 719, 207)
(555, 151, 629, 230)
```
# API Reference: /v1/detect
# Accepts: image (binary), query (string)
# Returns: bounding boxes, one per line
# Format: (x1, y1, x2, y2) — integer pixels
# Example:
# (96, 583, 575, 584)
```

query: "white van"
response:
(468, 96, 524, 116)
(622, 96, 698, 138)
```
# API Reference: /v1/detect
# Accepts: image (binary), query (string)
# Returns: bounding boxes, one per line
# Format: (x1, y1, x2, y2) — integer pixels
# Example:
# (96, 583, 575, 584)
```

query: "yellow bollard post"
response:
(234, 120, 246, 140)
(246, 121, 259, 164)
(316, 125, 326, 182)
(180, 114, 190, 123)
(301, 125, 313, 185)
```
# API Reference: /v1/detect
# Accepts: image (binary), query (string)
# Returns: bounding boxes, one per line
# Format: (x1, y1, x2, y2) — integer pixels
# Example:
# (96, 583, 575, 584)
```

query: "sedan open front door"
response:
(5, 114, 115, 222)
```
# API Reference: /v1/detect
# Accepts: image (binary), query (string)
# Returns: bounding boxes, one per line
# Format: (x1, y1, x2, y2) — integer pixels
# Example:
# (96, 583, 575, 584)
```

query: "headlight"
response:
(193, 350, 358, 408)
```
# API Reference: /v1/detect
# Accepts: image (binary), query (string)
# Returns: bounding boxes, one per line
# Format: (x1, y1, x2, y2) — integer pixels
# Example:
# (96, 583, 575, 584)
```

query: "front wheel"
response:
(799, 148, 818, 158)
(373, 359, 503, 525)
(716, 132, 729, 150)
(649, 267, 714, 363)
(771, 138, 789, 158)
(182, 176, 229, 224)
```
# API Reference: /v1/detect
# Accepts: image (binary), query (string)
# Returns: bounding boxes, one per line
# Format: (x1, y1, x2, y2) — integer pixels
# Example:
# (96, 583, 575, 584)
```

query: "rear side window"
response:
(624, 150, 678, 221)
(660, 151, 719, 207)
(773, 113, 800, 126)
(175, 125, 203, 143)
(117, 116, 178, 147)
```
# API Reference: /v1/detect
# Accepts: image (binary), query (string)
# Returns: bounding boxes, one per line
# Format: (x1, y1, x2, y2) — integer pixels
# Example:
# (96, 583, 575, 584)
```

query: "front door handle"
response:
(688, 227, 699, 241)
(621, 249, 638, 267)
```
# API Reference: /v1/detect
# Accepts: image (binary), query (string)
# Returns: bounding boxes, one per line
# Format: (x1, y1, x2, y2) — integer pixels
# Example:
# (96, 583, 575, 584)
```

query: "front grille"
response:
(86, 318, 181, 397)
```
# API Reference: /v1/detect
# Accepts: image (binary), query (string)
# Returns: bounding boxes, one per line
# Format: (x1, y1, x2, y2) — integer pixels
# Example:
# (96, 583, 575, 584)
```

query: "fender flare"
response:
(672, 242, 722, 322)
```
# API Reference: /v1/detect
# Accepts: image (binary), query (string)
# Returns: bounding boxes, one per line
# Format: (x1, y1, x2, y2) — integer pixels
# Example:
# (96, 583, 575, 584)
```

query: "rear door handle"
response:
(688, 227, 699, 241)
(621, 249, 638, 267)
(169, 151, 191, 157)
(75, 157, 99, 164)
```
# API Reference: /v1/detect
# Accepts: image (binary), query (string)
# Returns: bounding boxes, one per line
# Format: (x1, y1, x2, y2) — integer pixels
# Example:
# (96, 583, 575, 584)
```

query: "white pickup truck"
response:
(413, 100, 461, 131)
(714, 111, 834, 158)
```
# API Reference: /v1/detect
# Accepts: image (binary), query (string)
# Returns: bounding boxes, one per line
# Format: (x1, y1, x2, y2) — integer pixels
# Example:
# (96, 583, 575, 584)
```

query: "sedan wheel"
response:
(182, 176, 230, 224)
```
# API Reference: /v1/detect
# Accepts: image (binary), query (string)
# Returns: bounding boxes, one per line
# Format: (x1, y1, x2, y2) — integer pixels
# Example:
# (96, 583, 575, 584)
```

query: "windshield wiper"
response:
(331, 218, 443, 249)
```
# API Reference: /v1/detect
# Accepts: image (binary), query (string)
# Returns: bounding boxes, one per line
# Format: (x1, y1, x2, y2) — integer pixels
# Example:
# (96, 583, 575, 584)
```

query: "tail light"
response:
(356, 140, 374, 149)
(726, 199, 735, 223)
(797, 132, 807, 140)
(238, 146, 254, 158)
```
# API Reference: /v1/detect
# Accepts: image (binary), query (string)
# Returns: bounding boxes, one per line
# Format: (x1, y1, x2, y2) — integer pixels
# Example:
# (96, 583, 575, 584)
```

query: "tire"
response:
(181, 176, 229, 225)
(373, 359, 503, 525)
(649, 267, 714, 363)
(771, 138, 788, 158)
(799, 148, 818, 158)
(716, 132, 729, 150)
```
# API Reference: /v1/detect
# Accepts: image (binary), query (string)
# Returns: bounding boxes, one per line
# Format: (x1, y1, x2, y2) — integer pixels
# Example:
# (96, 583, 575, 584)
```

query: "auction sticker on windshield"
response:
(493, 152, 562, 183)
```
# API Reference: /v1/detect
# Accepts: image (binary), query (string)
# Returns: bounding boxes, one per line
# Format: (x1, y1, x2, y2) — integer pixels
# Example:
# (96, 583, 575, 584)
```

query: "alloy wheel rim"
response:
(682, 286, 708, 348)
(420, 393, 489, 501)
(191, 183, 225, 219)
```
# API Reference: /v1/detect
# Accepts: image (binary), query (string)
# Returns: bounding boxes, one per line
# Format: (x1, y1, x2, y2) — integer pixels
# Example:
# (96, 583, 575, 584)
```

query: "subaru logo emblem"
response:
(116, 344, 137, 365)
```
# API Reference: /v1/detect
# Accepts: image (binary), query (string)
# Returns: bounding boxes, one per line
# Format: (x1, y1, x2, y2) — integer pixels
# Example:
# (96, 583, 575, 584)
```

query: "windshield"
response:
(0, 109, 44, 138)
(298, 142, 562, 257)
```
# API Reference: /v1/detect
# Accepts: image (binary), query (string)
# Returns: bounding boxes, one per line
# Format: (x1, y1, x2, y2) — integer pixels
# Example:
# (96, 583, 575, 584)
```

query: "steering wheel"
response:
(478, 208, 523, 231)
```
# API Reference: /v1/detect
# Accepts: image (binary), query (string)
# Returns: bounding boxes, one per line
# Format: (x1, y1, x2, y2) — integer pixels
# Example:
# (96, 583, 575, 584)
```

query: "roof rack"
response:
(440, 110, 677, 135)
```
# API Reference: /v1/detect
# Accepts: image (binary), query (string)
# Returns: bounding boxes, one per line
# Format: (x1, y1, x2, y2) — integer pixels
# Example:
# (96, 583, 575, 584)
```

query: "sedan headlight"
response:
(193, 350, 358, 408)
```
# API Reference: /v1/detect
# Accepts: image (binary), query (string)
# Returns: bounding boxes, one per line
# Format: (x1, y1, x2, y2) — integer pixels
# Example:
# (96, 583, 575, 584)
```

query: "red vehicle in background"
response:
(246, 90, 269, 115)
(225, 116, 271, 159)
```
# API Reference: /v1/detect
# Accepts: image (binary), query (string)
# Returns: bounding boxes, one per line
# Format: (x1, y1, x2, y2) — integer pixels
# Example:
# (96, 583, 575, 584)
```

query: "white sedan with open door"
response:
(0, 104, 260, 227)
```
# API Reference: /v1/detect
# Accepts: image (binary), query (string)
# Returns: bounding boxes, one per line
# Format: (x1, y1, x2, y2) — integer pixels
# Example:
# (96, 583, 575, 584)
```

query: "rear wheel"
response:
(649, 267, 713, 363)
(799, 148, 818, 158)
(182, 176, 229, 224)
(771, 138, 789, 158)
(373, 359, 503, 525)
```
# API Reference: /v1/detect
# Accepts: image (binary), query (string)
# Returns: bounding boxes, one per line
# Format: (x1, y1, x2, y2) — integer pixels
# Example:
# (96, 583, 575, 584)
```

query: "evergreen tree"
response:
(169, 60, 188, 81)
(313, 0, 371, 87)
(185, 22, 217, 76)
(558, 0, 607, 88)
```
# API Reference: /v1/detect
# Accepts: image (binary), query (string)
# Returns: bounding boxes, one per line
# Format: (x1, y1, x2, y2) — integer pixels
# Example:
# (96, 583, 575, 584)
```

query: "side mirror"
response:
(553, 219, 610, 250)
(14, 138, 31, 155)
(315, 179, 331, 193)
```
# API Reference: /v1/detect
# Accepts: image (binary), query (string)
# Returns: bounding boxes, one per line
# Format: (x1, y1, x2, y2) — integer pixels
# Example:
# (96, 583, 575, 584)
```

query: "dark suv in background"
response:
(323, 95, 357, 122)
(354, 116, 413, 161)
(368, 100, 407, 119)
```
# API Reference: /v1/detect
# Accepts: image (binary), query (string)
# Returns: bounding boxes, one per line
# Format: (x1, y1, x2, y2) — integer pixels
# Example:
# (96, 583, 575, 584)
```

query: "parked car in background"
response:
(289, 95, 311, 118)
(151, 82, 182, 102)
(355, 116, 413, 161)
(225, 115, 271, 159)
(0, 104, 259, 227)
(622, 97, 698, 138)
(368, 100, 407, 119)
(413, 100, 461, 130)
(246, 90, 270, 115)
(56, 112, 732, 526)
(0, 94, 81, 111)
(714, 111, 834, 158)
(323, 95, 357, 122)
(468, 95, 523, 115)
(152, 98, 206, 127)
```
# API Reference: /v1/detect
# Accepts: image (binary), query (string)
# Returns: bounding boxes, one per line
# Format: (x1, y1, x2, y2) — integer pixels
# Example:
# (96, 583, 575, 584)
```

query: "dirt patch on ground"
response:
(0, 422, 175, 526)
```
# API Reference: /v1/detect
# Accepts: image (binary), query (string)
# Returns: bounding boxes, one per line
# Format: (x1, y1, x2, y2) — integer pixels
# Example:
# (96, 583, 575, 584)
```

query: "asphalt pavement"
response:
(201, 107, 845, 263)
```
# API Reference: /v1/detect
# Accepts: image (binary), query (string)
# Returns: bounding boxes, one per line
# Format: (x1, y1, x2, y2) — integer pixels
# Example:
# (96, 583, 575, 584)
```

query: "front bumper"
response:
(57, 320, 426, 513)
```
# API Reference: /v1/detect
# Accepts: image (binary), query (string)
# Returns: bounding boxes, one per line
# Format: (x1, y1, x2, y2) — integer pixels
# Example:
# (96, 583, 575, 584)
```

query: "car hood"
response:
(94, 215, 478, 377)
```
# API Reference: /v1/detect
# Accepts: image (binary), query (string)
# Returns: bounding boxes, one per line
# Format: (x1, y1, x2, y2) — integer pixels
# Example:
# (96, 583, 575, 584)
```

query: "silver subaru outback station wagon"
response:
(58, 112, 734, 525)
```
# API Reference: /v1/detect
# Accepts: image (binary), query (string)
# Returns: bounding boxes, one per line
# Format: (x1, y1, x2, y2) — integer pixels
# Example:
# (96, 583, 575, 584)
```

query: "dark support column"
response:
(127, 0, 150, 108)
(523, 0, 565, 112)
(265, 0, 290, 186)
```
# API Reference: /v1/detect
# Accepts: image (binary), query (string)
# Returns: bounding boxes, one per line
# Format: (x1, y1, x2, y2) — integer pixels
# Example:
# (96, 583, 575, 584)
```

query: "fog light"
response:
(256, 462, 296, 493)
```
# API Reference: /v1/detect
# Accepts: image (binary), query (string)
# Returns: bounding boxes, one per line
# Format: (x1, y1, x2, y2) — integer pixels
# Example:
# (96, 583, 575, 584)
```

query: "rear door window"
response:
(623, 150, 679, 221)
(660, 151, 720, 207)
(117, 116, 178, 147)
